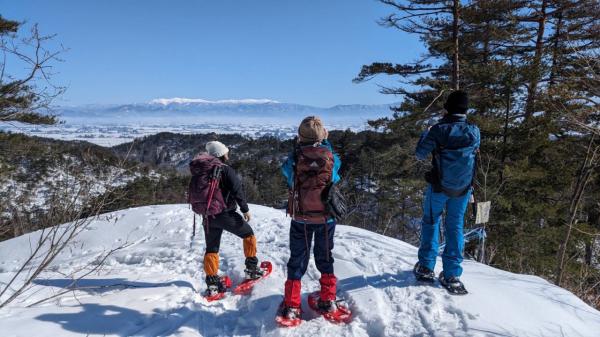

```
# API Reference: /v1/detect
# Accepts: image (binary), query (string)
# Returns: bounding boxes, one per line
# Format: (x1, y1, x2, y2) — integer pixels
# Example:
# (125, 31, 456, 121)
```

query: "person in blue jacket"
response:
(277, 116, 343, 322)
(413, 90, 480, 295)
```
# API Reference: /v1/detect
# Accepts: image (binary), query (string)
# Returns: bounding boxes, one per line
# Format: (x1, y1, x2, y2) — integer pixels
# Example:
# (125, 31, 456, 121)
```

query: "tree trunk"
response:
(585, 240, 593, 266)
(478, 19, 491, 116)
(500, 66, 514, 184)
(452, 0, 461, 90)
(524, 0, 548, 120)
(549, 9, 563, 88)
(556, 136, 597, 286)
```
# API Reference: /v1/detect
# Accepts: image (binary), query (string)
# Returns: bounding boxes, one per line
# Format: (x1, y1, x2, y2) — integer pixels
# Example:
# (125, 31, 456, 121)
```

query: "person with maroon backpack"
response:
(188, 141, 264, 298)
(276, 116, 349, 326)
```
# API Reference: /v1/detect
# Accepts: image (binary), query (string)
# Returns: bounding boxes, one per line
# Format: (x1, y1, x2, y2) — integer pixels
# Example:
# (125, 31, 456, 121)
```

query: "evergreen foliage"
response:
(354, 0, 600, 307)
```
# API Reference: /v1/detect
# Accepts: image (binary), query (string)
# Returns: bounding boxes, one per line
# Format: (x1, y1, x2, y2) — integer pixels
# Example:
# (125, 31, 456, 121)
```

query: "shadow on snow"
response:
(32, 271, 433, 336)
(33, 278, 195, 293)
(35, 294, 286, 336)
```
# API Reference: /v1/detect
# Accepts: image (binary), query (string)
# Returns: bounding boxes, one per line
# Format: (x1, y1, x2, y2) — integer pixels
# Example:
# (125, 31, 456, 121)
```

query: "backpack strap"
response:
(430, 143, 444, 193)
(287, 144, 301, 218)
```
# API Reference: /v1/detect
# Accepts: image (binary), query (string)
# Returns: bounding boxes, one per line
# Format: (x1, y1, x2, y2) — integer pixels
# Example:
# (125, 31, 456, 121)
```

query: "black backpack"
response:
(322, 183, 347, 221)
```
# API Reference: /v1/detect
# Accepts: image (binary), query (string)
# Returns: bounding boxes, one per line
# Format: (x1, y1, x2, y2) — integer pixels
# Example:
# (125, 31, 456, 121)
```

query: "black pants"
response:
(204, 211, 254, 253)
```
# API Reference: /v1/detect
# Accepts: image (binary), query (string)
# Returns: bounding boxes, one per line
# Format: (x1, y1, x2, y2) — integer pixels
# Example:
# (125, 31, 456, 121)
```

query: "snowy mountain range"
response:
(56, 98, 397, 124)
(1, 204, 599, 336)
(148, 98, 280, 105)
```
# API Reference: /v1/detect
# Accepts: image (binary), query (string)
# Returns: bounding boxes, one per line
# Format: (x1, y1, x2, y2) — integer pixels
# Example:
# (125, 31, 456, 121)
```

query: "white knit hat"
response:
(205, 141, 229, 158)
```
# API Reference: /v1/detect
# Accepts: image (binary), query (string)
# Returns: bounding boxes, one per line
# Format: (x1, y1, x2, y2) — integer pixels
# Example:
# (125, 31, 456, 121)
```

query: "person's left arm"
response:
(322, 140, 341, 184)
(332, 152, 341, 184)
(472, 125, 481, 150)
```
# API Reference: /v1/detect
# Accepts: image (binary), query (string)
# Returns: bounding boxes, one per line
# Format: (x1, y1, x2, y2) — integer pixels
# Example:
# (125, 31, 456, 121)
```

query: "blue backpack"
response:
(426, 119, 479, 197)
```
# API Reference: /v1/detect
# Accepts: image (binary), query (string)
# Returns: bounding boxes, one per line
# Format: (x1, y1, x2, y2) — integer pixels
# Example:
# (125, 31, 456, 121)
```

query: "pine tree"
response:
(355, 0, 600, 306)
(354, 0, 464, 124)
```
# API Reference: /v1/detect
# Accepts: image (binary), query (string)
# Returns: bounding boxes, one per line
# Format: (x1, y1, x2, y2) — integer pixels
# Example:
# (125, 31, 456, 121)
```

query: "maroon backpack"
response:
(289, 145, 334, 222)
(188, 154, 227, 217)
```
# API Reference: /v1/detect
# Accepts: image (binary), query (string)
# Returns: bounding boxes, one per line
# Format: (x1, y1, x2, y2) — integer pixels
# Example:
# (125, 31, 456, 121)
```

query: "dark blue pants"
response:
(287, 220, 335, 280)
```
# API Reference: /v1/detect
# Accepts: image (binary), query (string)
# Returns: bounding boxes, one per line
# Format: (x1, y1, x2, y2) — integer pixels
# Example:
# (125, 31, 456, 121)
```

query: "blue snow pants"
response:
(287, 220, 335, 280)
(418, 185, 471, 278)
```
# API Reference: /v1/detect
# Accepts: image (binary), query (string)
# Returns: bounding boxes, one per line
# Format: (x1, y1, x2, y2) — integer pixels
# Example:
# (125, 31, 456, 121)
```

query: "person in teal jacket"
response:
(278, 116, 342, 321)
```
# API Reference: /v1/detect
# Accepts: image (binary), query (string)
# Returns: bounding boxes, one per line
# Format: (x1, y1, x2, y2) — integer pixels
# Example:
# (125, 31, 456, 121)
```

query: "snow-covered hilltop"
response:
(1, 204, 599, 336)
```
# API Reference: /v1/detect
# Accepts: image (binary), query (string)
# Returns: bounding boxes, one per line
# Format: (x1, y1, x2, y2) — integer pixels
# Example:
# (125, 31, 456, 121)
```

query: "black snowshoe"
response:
(413, 262, 435, 283)
(438, 272, 468, 295)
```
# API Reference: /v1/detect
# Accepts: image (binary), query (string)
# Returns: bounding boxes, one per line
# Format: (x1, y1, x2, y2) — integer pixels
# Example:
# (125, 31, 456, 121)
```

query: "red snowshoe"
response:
(233, 261, 272, 295)
(307, 291, 352, 324)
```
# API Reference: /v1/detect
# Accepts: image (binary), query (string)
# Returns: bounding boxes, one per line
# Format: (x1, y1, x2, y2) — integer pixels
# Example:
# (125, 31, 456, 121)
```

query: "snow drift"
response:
(0, 204, 599, 336)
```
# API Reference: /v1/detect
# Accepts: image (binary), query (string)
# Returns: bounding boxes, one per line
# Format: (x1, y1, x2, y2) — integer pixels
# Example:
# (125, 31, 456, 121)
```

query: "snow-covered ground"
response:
(1, 204, 599, 336)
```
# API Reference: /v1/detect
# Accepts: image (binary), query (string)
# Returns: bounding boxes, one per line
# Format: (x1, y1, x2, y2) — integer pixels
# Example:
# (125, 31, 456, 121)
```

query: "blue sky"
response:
(2, 0, 421, 107)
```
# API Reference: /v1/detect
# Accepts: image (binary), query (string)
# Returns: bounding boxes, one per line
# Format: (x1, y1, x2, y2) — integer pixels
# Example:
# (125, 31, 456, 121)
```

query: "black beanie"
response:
(444, 90, 469, 114)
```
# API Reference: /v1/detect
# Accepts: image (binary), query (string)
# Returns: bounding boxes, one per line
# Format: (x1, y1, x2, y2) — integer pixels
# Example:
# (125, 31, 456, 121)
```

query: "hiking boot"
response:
(204, 284, 220, 297)
(282, 305, 302, 320)
(438, 272, 468, 295)
(205, 275, 226, 296)
(413, 262, 435, 283)
(244, 257, 264, 280)
(244, 267, 265, 280)
(317, 299, 338, 313)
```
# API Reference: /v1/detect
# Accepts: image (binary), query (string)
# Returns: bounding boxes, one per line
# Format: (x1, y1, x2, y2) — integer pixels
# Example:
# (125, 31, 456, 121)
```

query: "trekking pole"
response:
(480, 227, 486, 264)
(190, 214, 196, 249)
(206, 179, 217, 214)
(203, 166, 221, 236)
(192, 214, 196, 238)
(205, 166, 221, 212)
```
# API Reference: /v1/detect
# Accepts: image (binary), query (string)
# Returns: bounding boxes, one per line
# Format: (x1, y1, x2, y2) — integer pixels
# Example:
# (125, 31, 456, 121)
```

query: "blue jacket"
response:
(281, 139, 341, 189)
(416, 114, 480, 195)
